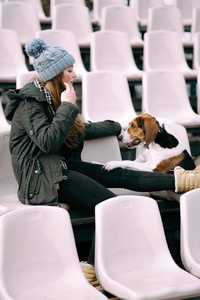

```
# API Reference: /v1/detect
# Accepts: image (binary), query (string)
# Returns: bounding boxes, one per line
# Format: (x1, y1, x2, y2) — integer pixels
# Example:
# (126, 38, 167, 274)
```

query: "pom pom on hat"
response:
(25, 38, 75, 82)
(25, 38, 47, 58)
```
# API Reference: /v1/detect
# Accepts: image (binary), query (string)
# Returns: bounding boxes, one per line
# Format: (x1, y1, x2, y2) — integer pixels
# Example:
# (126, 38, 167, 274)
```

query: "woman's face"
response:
(63, 65, 77, 87)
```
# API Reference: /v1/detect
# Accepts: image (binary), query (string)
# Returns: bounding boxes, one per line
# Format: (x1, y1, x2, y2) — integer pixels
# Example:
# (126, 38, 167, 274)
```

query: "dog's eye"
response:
(131, 124, 136, 129)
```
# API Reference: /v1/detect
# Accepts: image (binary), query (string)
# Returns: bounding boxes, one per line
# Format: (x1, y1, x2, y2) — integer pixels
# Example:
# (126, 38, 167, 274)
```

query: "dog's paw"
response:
(103, 161, 120, 171)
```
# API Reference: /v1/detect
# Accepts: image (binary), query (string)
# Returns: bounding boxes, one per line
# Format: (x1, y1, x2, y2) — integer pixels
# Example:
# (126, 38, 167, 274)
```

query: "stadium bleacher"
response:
(1, 1, 200, 299)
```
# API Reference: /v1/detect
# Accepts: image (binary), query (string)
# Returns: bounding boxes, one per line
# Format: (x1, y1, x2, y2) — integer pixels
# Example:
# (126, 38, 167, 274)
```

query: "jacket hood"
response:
(5, 83, 47, 121)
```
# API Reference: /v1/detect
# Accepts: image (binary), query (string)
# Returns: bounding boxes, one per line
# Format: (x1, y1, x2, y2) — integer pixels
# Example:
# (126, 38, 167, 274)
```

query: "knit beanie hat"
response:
(25, 38, 75, 82)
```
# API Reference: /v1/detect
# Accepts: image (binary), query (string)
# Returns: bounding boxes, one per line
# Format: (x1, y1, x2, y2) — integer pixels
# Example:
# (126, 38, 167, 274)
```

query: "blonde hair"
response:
(31, 73, 85, 147)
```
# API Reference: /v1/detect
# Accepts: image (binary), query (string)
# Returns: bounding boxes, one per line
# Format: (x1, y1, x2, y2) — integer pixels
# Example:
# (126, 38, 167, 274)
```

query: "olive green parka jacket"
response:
(5, 83, 122, 206)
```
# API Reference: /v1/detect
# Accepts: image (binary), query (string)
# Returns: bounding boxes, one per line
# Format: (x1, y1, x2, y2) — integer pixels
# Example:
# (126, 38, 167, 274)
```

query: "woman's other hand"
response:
(61, 82, 76, 105)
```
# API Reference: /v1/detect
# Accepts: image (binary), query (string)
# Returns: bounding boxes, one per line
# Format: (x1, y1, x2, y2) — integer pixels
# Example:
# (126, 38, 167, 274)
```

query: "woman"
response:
(4, 38, 200, 292)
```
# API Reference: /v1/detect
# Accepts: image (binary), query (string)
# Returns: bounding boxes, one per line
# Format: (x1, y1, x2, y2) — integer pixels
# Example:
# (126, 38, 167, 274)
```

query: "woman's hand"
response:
(61, 82, 76, 105)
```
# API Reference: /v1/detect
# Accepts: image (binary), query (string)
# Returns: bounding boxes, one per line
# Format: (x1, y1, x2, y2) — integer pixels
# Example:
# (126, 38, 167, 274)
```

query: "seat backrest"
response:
(50, 0, 85, 17)
(82, 135, 150, 198)
(180, 188, 200, 278)
(0, 2, 41, 45)
(191, 7, 200, 42)
(142, 70, 200, 126)
(143, 30, 189, 71)
(81, 136, 122, 163)
(90, 30, 139, 73)
(0, 206, 84, 294)
(134, 0, 164, 25)
(93, 0, 125, 25)
(173, 0, 200, 26)
(16, 70, 38, 89)
(95, 194, 200, 299)
(0, 103, 18, 198)
(147, 6, 186, 43)
(52, 4, 92, 47)
(173, 0, 192, 21)
(134, 116, 192, 159)
(95, 195, 173, 277)
(0, 28, 28, 80)
(101, 5, 143, 47)
(193, 31, 200, 71)
(81, 71, 137, 129)
(36, 29, 87, 81)
(5, 0, 47, 20)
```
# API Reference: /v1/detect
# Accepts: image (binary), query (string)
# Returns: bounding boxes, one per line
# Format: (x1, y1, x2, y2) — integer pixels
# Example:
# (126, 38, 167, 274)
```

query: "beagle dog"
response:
(103, 114, 195, 173)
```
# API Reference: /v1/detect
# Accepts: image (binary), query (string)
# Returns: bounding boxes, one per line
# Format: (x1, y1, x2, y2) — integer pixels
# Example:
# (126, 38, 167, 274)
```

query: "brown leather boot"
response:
(80, 262, 102, 290)
(174, 165, 200, 193)
(81, 262, 121, 299)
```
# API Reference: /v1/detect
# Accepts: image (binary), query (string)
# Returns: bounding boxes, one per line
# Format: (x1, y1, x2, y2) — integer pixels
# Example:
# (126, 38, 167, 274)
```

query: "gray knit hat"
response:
(25, 38, 75, 81)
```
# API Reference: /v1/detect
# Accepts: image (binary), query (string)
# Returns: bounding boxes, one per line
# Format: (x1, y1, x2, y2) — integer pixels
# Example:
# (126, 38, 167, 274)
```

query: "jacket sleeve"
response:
(84, 120, 122, 140)
(22, 98, 79, 154)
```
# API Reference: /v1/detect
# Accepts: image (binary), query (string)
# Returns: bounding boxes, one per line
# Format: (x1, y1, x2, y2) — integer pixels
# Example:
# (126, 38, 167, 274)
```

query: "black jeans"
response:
(58, 164, 116, 265)
(58, 160, 175, 210)
(67, 160, 175, 193)
(58, 167, 116, 212)
(58, 160, 175, 265)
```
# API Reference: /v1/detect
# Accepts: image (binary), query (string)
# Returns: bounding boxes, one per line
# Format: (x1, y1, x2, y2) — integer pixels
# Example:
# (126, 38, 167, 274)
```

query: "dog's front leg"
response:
(103, 160, 153, 172)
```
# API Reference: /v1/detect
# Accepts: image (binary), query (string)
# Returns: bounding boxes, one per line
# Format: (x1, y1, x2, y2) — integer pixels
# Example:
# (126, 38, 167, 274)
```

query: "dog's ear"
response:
(137, 116, 143, 129)
(142, 117, 159, 148)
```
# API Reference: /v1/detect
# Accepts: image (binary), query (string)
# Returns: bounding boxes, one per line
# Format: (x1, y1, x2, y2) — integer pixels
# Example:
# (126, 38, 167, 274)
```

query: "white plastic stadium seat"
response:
(95, 195, 200, 300)
(0, 103, 24, 216)
(101, 5, 144, 48)
(0, 2, 41, 46)
(0, 29, 28, 85)
(16, 70, 38, 89)
(193, 31, 200, 73)
(52, 4, 92, 48)
(82, 135, 149, 197)
(172, 0, 200, 27)
(142, 70, 200, 128)
(81, 71, 138, 129)
(90, 30, 144, 82)
(147, 6, 193, 47)
(50, 0, 85, 17)
(143, 30, 197, 80)
(5, 0, 51, 24)
(180, 189, 200, 279)
(0, 206, 108, 300)
(134, 0, 164, 27)
(135, 118, 193, 159)
(191, 8, 200, 43)
(92, 0, 125, 26)
(36, 29, 88, 82)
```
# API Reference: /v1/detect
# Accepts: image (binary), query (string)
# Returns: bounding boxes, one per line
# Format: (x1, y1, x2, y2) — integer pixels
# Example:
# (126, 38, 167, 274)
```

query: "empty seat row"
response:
(131, 0, 200, 28)
(4, 0, 51, 24)
(3, 0, 200, 29)
(1, 191, 200, 299)
(0, 0, 127, 34)
(2, 2, 200, 49)
(1, 27, 200, 87)
(81, 70, 200, 130)
(12, 69, 200, 132)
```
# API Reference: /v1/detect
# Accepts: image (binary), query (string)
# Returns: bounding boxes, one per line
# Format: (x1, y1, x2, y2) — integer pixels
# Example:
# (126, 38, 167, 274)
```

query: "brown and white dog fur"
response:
(103, 114, 195, 173)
